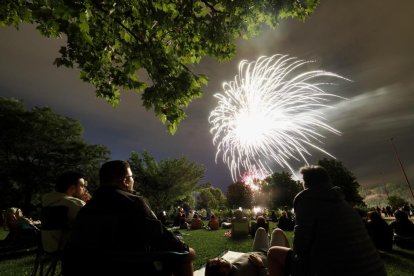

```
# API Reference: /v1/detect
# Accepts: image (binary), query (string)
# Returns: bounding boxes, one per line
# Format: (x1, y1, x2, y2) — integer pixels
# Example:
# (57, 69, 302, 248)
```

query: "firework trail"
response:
(209, 54, 348, 181)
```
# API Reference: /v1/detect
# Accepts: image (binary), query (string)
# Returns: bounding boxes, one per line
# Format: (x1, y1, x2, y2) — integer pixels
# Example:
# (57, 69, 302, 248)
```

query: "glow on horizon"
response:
(209, 54, 348, 181)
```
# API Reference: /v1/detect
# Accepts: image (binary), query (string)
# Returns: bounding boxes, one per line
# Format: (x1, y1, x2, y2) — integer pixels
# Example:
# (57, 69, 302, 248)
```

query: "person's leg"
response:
(267, 246, 291, 276)
(175, 247, 196, 276)
(252, 227, 270, 252)
(270, 228, 290, 248)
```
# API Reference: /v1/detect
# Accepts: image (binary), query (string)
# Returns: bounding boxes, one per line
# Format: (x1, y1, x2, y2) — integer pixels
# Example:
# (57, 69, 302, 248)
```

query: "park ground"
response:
(1, 221, 414, 275)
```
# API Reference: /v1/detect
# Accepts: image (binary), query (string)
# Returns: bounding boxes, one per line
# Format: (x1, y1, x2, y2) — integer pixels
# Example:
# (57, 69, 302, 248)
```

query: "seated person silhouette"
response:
(270, 211, 278, 222)
(366, 211, 393, 251)
(390, 209, 414, 250)
(205, 227, 289, 276)
(277, 211, 294, 231)
(208, 214, 220, 230)
(190, 213, 203, 230)
(64, 160, 195, 276)
(157, 211, 168, 226)
(173, 209, 184, 227)
(41, 171, 87, 253)
(1, 207, 40, 248)
(179, 212, 190, 230)
(267, 165, 386, 276)
(250, 216, 269, 238)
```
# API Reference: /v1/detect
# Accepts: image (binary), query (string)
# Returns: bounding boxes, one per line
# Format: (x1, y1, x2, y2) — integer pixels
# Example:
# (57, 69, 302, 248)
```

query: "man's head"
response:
(205, 257, 232, 276)
(56, 171, 87, 198)
(99, 160, 134, 191)
(394, 209, 409, 222)
(299, 165, 331, 189)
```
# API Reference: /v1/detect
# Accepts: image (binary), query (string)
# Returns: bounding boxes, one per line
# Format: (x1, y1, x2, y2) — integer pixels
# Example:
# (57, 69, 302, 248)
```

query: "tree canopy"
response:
(318, 158, 364, 206)
(128, 151, 205, 213)
(0, 0, 319, 133)
(387, 195, 409, 211)
(266, 171, 302, 208)
(0, 97, 110, 212)
(226, 181, 253, 209)
(195, 184, 226, 210)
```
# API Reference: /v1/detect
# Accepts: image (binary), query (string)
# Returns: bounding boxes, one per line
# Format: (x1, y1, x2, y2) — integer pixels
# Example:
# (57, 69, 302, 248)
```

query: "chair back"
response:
(32, 206, 69, 276)
(40, 206, 69, 253)
(231, 220, 249, 238)
(41, 206, 69, 231)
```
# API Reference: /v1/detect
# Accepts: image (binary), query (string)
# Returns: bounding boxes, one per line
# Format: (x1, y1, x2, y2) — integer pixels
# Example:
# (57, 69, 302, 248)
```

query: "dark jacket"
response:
(366, 217, 393, 251)
(69, 186, 187, 252)
(277, 216, 294, 231)
(63, 186, 188, 275)
(292, 186, 386, 276)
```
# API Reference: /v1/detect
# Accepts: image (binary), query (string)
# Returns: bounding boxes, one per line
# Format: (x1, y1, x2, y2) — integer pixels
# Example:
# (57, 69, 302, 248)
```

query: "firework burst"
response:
(209, 54, 348, 181)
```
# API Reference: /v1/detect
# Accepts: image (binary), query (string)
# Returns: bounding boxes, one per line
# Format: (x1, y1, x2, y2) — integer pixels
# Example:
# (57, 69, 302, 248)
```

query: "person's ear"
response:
(121, 178, 127, 187)
(67, 185, 77, 196)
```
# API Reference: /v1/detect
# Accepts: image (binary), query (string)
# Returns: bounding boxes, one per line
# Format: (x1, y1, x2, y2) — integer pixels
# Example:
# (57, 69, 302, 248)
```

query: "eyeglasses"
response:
(125, 175, 133, 178)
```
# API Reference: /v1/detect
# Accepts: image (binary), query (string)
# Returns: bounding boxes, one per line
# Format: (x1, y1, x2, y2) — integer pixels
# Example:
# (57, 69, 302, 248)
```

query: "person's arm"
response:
(137, 196, 189, 252)
(248, 253, 268, 276)
(292, 195, 316, 257)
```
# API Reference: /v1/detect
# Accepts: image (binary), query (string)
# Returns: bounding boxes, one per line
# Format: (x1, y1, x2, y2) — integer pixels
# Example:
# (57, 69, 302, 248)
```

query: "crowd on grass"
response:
(1, 161, 414, 276)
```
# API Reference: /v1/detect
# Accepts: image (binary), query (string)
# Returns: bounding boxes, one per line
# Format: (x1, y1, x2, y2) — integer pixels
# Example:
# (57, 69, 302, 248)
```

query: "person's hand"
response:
(80, 191, 92, 202)
(248, 253, 265, 268)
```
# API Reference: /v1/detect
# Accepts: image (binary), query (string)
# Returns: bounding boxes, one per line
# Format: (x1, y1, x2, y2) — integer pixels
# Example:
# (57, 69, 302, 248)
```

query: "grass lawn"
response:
(1, 224, 413, 275)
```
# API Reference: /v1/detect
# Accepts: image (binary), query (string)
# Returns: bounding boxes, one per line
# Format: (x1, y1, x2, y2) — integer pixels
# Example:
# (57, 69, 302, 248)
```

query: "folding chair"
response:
(231, 220, 250, 238)
(32, 205, 69, 276)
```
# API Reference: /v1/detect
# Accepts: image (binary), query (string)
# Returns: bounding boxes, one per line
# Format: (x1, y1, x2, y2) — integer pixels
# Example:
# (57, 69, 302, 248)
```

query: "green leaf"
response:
(0, 0, 319, 134)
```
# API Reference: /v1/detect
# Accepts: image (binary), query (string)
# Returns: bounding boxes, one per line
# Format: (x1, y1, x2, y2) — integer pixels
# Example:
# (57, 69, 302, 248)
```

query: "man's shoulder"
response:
(43, 192, 85, 208)
(65, 196, 86, 206)
(96, 187, 150, 211)
(42, 191, 64, 203)
(113, 189, 147, 204)
(293, 189, 308, 204)
(294, 187, 343, 204)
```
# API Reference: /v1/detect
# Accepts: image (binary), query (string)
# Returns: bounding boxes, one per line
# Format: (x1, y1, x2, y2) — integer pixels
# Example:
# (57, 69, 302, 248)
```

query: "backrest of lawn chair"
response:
(40, 205, 70, 252)
(41, 206, 69, 230)
(231, 220, 249, 238)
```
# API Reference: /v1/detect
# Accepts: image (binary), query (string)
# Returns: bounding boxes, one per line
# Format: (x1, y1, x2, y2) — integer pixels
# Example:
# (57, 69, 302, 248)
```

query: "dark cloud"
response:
(1, 0, 413, 194)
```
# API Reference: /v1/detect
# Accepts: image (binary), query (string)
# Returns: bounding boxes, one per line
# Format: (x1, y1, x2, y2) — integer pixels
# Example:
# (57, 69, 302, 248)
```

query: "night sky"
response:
(1, 0, 413, 194)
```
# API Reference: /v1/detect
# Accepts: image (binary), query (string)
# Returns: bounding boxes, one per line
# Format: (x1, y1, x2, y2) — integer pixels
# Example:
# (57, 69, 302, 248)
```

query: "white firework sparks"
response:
(209, 54, 348, 181)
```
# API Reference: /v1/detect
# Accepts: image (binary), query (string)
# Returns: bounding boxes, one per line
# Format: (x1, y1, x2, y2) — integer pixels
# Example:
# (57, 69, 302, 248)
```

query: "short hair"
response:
(205, 259, 230, 276)
(99, 160, 130, 186)
(56, 171, 84, 193)
(368, 211, 382, 222)
(257, 216, 266, 225)
(394, 209, 409, 222)
(300, 165, 331, 189)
